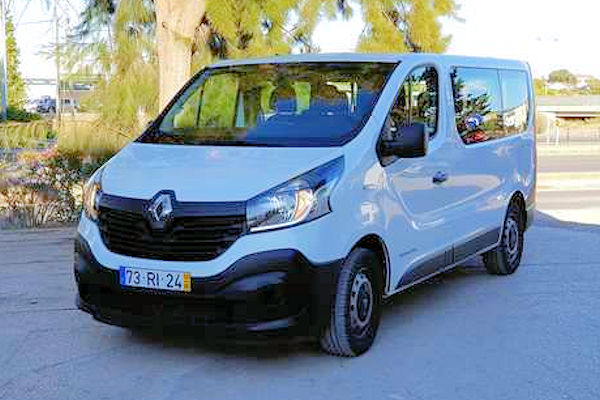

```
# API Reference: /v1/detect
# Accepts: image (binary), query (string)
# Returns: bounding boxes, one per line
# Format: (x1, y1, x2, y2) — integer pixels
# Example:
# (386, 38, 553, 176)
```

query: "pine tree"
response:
(356, 0, 457, 53)
(156, 0, 456, 105)
(157, 0, 339, 107)
(5, 15, 26, 108)
(70, 0, 458, 131)
(67, 0, 157, 135)
(73, 0, 342, 107)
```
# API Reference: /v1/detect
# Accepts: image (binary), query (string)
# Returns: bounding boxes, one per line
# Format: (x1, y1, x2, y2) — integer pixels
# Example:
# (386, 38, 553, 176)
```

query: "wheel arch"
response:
(351, 234, 390, 295)
(509, 191, 527, 229)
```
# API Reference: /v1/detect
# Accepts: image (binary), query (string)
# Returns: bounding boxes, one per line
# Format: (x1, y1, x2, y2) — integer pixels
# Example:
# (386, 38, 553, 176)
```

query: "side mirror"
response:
(379, 122, 428, 158)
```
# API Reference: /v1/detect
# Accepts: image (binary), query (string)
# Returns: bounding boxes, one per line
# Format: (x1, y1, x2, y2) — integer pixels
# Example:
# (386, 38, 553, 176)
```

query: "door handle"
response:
(433, 171, 449, 184)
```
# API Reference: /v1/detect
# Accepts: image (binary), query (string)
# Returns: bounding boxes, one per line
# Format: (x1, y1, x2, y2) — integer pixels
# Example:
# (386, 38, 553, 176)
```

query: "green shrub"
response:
(6, 107, 41, 122)
(0, 145, 109, 229)
(0, 117, 136, 228)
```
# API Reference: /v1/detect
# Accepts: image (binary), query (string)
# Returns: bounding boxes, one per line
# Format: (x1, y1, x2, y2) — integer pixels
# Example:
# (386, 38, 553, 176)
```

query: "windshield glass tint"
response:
(144, 62, 396, 147)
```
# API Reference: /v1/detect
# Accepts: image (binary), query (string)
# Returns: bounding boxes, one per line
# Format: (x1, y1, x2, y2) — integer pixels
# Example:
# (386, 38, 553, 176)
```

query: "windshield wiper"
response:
(186, 139, 287, 147)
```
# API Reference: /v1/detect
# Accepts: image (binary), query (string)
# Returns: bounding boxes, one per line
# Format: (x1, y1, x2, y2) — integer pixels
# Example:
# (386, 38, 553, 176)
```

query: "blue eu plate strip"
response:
(119, 266, 126, 285)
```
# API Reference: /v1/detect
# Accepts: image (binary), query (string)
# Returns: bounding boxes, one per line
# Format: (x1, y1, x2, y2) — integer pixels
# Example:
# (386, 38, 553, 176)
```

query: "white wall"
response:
(26, 85, 56, 100)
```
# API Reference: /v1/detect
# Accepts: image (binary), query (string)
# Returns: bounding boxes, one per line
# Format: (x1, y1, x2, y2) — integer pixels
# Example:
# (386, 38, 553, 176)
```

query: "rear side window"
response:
(451, 68, 503, 144)
(500, 70, 530, 135)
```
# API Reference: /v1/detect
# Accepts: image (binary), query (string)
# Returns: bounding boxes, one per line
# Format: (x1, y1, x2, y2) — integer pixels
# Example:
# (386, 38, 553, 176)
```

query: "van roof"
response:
(210, 53, 530, 71)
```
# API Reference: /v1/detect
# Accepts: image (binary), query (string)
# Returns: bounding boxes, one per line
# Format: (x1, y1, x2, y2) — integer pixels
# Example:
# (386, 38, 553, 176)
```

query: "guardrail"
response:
(538, 127, 600, 145)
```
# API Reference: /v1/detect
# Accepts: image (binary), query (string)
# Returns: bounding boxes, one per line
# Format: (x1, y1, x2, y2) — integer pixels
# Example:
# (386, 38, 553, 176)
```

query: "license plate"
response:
(119, 267, 191, 292)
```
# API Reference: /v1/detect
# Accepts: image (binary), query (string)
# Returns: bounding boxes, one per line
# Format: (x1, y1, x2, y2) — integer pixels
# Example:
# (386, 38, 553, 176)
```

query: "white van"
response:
(75, 53, 536, 356)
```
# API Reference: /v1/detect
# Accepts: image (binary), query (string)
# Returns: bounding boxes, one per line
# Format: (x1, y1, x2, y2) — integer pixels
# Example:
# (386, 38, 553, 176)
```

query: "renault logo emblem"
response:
(146, 192, 174, 229)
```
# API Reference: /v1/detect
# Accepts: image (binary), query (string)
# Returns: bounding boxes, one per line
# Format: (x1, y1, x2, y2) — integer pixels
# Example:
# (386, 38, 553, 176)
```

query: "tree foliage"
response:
(201, 0, 297, 60)
(75, 0, 116, 38)
(68, 0, 457, 137)
(166, 0, 348, 75)
(66, 0, 157, 136)
(533, 78, 546, 96)
(586, 77, 600, 95)
(5, 15, 26, 108)
(548, 69, 577, 85)
(356, 0, 457, 53)
(69, 0, 348, 122)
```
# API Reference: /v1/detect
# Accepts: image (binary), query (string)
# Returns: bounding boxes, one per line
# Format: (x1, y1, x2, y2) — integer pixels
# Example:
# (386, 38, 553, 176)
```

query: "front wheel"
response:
(320, 248, 382, 357)
(483, 199, 524, 275)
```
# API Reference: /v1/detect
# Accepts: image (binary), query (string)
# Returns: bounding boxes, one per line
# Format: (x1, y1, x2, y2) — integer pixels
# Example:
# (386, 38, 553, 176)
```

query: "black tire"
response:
(320, 248, 382, 357)
(483, 199, 524, 275)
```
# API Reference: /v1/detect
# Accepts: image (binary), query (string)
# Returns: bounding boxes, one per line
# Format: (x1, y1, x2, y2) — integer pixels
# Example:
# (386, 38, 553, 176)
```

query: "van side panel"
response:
(367, 60, 536, 296)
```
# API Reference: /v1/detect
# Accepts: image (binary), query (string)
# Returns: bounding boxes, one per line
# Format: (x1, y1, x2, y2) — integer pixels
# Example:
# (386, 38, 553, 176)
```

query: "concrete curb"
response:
(537, 144, 600, 156)
(538, 172, 600, 181)
(537, 172, 600, 191)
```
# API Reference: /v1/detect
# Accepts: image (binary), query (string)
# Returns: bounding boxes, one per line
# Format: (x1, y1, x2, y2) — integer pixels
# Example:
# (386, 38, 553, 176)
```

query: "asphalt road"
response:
(537, 154, 600, 174)
(1, 214, 600, 400)
(537, 189, 600, 210)
(536, 152, 600, 224)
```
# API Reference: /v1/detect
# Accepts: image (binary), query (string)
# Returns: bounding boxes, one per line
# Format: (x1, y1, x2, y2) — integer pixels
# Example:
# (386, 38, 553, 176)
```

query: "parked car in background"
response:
(36, 96, 56, 114)
(36, 97, 80, 114)
(24, 99, 40, 113)
(75, 53, 536, 356)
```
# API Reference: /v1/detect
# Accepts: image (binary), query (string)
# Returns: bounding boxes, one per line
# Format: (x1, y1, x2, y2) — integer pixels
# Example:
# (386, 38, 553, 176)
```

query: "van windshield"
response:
(141, 62, 396, 147)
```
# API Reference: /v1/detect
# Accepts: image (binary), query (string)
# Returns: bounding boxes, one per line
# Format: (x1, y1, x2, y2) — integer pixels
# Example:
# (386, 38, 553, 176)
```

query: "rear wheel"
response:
(320, 248, 382, 357)
(483, 199, 524, 275)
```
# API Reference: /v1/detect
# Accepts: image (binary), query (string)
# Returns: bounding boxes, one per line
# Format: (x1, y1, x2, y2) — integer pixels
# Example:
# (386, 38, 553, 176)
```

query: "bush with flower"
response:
(0, 145, 108, 228)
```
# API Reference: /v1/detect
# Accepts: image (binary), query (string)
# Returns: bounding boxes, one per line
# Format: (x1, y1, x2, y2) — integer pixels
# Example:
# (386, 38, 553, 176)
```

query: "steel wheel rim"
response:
(504, 217, 520, 265)
(350, 269, 373, 335)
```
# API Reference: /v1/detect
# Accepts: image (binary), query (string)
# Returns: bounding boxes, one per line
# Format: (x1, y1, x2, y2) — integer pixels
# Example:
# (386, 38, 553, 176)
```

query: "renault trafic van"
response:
(75, 54, 536, 356)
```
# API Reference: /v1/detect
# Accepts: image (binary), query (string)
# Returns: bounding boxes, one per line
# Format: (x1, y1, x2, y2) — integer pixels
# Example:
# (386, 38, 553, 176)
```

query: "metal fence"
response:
(537, 126, 600, 145)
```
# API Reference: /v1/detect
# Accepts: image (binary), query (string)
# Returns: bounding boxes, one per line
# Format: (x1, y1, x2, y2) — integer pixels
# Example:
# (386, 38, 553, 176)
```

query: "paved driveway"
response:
(1, 213, 599, 400)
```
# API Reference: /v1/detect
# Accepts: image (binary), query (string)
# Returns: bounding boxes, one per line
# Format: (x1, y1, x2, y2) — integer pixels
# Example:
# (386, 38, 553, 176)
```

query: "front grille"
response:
(98, 206, 246, 261)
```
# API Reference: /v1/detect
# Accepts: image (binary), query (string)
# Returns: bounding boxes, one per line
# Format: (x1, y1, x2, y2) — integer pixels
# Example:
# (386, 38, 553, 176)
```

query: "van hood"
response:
(101, 143, 343, 202)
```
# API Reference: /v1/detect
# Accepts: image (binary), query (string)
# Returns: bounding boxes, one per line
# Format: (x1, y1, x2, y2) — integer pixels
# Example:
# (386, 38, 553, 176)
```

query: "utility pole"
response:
(53, 0, 61, 123)
(0, 0, 8, 121)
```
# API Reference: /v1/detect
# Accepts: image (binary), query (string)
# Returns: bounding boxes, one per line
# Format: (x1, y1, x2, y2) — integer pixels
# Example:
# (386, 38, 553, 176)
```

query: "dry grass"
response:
(56, 120, 134, 158)
(0, 114, 135, 159)
(0, 120, 53, 149)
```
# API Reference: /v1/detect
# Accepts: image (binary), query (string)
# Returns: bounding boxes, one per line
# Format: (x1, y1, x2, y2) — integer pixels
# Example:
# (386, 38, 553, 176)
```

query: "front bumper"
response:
(74, 235, 342, 337)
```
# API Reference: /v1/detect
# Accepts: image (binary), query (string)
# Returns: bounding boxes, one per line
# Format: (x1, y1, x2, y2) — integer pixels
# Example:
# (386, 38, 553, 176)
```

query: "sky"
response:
(312, 0, 600, 77)
(12, 0, 600, 98)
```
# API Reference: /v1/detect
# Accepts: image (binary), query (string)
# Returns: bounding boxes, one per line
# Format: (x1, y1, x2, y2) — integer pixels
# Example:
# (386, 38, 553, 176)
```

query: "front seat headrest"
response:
(270, 85, 297, 114)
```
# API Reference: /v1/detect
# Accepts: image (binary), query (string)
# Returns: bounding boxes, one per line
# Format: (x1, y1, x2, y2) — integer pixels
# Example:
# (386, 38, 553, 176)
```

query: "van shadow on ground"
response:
(534, 210, 600, 232)
(128, 210, 599, 357)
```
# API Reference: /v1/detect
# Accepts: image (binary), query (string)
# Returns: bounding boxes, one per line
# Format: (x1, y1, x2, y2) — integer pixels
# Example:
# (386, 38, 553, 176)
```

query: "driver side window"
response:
(386, 66, 439, 140)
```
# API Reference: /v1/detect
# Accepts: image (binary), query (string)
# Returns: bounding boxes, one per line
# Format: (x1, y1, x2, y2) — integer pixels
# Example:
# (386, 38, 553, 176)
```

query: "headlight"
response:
(247, 157, 344, 232)
(82, 167, 104, 221)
